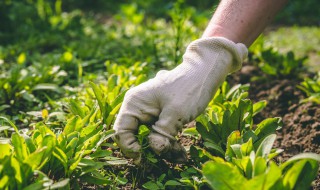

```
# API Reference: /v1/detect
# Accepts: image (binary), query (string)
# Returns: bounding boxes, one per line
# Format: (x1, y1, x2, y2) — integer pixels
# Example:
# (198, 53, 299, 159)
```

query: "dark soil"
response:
(228, 63, 320, 189)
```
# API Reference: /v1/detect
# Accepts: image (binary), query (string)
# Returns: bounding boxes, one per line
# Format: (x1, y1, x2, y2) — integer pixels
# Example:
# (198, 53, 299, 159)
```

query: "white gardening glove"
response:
(113, 37, 247, 164)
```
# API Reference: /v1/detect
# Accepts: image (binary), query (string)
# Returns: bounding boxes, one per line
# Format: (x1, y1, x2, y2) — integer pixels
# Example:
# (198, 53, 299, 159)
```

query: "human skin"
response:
(202, 0, 288, 46)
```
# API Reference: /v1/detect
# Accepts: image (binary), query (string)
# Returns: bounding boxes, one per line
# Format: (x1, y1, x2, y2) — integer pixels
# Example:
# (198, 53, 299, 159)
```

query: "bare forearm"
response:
(202, 0, 288, 46)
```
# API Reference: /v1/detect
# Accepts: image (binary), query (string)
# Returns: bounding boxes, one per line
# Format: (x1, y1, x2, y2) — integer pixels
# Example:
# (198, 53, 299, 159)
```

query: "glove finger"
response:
(148, 107, 186, 160)
(162, 140, 188, 163)
(113, 112, 142, 162)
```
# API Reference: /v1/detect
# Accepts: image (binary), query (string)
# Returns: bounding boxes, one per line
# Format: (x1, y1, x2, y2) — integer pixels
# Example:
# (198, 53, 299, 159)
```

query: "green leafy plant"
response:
(297, 72, 320, 104)
(250, 36, 307, 79)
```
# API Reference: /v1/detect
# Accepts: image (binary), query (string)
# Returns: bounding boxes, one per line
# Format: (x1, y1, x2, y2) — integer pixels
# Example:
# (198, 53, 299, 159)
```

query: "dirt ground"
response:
(229, 63, 320, 189)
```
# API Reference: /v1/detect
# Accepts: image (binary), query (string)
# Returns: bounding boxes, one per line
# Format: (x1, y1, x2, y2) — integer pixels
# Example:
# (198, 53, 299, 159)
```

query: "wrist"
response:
(202, 24, 240, 44)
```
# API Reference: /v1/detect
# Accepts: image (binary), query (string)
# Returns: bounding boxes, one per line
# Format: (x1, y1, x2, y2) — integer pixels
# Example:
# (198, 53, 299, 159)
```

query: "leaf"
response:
(53, 147, 68, 174)
(202, 161, 247, 190)
(105, 103, 121, 127)
(242, 130, 258, 142)
(143, 181, 159, 190)
(240, 138, 253, 156)
(226, 84, 241, 100)
(165, 180, 182, 186)
(80, 173, 111, 185)
(32, 83, 63, 93)
(282, 160, 318, 190)
(25, 147, 49, 170)
(0, 143, 12, 159)
(203, 142, 225, 156)
(254, 118, 282, 139)
(63, 116, 82, 135)
(111, 89, 127, 108)
(12, 133, 29, 161)
(256, 134, 276, 158)
(89, 81, 106, 117)
(246, 161, 282, 189)
(49, 178, 70, 189)
(116, 176, 128, 185)
(66, 137, 79, 157)
(0, 116, 19, 133)
(79, 121, 102, 138)
(90, 149, 112, 158)
(252, 100, 267, 116)
(0, 175, 9, 189)
(280, 153, 320, 170)
(107, 74, 118, 91)
(69, 99, 86, 118)
(253, 157, 267, 177)
(182, 127, 199, 137)
(106, 159, 128, 165)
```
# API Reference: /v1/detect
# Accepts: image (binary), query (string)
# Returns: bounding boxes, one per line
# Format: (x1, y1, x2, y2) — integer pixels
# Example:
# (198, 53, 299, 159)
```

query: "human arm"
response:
(203, 0, 288, 46)
(113, 0, 288, 164)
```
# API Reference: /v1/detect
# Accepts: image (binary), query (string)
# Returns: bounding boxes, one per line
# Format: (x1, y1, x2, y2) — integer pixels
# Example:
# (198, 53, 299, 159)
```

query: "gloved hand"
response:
(113, 37, 247, 164)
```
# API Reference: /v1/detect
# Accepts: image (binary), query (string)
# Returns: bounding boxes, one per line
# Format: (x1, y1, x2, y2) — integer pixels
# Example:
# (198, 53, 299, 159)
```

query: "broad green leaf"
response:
(232, 156, 252, 178)
(280, 153, 320, 170)
(165, 180, 182, 186)
(32, 83, 63, 93)
(107, 74, 117, 91)
(23, 181, 46, 190)
(0, 175, 8, 189)
(66, 137, 79, 157)
(12, 133, 29, 161)
(254, 118, 282, 139)
(256, 134, 276, 158)
(68, 151, 84, 176)
(202, 161, 247, 190)
(225, 131, 242, 161)
(105, 103, 121, 127)
(253, 157, 267, 177)
(80, 173, 111, 185)
(230, 144, 242, 158)
(252, 100, 267, 116)
(53, 147, 68, 174)
(196, 122, 219, 144)
(90, 149, 112, 158)
(240, 138, 253, 156)
(268, 148, 284, 160)
(25, 147, 48, 170)
(143, 181, 159, 190)
(0, 143, 12, 159)
(226, 84, 241, 100)
(283, 160, 318, 190)
(63, 116, 82, 135)
(203, 142, 225, 156)
(89, 82, 106, 116)
(116, 176, 128, 185)
(22, 134, 36, 154)
(182, 127, 199, 137)
(246, 161, 281, 189)
(69, 99, 86, 118)
(242, 130, 258, 142)
(80, 121, 102, 138)
(11, 157, 23, 185)
(49, 178, 70, 189)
